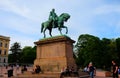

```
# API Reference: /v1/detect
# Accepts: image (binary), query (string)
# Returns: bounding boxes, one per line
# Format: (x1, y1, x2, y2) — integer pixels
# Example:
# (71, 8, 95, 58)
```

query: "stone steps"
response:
(15, 74, 56, 78)
(12, 72, 61, 78)
(11, 71, 89, 78)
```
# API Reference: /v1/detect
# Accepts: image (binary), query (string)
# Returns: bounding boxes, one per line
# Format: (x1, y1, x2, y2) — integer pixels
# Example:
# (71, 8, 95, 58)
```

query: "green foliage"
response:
(9, 42, 36, 64)
(19, 46, 36, 64)
(116, 38, 120, 65)
(8, 54, 15, 63)
(75, 34, 102, 67)
(74, 34, 120, 70)
(9, 42, 22, 63)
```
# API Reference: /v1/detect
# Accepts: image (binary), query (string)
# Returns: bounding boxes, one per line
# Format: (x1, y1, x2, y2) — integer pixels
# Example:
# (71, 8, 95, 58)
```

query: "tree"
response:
(9, 42, 22, 63)
(100, 38, 112, 70)
(74, 34, 102, 68)
(116, 38, 120, 65)
(74, 34, 119, 70)
(19, 46, 36, 64)
(108, 39, 117, 60)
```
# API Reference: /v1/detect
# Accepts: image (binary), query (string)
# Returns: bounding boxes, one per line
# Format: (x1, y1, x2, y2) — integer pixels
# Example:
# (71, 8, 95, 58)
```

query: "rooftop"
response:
(0, 35, 10, 40)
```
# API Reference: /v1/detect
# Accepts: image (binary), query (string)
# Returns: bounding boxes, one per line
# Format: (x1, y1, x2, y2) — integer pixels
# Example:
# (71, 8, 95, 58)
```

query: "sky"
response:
(0, 0, 120, 48)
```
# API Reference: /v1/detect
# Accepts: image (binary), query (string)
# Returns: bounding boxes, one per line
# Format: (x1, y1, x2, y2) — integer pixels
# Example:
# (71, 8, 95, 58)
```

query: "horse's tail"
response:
(41, 23, 44, 33)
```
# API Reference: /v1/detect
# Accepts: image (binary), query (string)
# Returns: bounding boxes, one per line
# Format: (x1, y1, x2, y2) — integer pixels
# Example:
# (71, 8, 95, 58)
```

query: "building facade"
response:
(0, 35, 10, 66)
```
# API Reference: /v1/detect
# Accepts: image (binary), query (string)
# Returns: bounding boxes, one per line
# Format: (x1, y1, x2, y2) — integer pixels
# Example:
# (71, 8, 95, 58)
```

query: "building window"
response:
(4, 50, 7, 55)
(0, 42, 2, 47)
(5, 43, 7, 48)
(0, 49, 1, 54)
(4, 58, 6, 63)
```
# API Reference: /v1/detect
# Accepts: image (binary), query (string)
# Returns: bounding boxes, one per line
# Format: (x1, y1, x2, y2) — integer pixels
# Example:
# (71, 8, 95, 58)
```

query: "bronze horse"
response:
(41, 13, 70, 38)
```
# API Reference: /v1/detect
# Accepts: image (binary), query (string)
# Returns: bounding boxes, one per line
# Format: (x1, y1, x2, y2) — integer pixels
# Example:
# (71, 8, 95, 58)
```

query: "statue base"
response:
(34, 35, 76, 72)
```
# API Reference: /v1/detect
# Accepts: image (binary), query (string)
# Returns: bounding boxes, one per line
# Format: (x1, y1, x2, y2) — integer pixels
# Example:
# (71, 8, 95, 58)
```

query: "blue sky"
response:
(0, 0, 120, 48)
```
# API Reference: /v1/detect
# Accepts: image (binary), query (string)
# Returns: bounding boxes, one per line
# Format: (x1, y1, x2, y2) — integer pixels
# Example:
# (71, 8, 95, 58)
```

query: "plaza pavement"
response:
(0, 67, 114, 78)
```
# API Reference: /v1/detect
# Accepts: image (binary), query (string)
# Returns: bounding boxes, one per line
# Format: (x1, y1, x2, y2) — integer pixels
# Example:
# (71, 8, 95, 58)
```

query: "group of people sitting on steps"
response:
(60, 66, 79, 77)
(32, 65, 78, 77)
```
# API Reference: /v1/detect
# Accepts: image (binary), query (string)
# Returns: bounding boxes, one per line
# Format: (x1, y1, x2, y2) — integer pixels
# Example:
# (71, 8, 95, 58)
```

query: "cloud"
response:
(10, 35, 36, 48)
(0, 16, 40, 36)
(1, 0, 120, 48)
(0, 0, 30, 18)
(93, 4, 120, 15)
(92, 4, 120, 31)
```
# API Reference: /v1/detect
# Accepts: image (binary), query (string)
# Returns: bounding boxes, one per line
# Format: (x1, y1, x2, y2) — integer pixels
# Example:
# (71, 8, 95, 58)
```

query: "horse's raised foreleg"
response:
(64, 26, 68, 34)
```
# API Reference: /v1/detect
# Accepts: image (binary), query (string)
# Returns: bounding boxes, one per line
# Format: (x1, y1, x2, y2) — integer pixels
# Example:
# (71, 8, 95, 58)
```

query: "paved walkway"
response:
(95, 70, 112, 78)
(94, 76, 112, 78)
(81, 69, 113, 78)
(0, 67, 116, 78)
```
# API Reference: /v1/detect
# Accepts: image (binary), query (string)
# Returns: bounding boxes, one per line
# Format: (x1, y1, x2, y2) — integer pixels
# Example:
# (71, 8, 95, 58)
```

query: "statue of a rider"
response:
(48, 8, 58, 28)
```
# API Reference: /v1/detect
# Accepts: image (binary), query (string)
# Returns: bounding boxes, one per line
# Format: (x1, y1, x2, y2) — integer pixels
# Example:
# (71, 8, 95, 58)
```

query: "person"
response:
(7, 65, 13, 77)
(70, 66, 79, 76)
(16, 64, 19, 75)
(60, 66, 70, 77)
(21, 65, 27, 73)
(83, 66, 89, 72)
(88, 62, 95, 78)
(49, 8, 58, 28)
(61, 67, 65, 72)
(35, 65, 41, 73)
(16, 64, 19, 70)
(118, 66, 120, 74)
(112, 60, 118, 78)
(32, 65, 41, 74)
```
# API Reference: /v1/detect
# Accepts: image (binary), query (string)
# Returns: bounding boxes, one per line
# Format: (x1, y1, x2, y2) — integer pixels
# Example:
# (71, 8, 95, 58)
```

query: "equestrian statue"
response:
(41, 9, 70, 38)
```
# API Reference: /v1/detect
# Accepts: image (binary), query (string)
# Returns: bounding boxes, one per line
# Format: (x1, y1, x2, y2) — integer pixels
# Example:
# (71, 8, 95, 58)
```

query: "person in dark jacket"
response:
(88, 62, 95, 78)
(112, 60, 118, 78)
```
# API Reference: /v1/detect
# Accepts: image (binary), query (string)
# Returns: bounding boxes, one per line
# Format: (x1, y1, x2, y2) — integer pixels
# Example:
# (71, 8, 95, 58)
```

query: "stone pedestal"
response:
(34, 35, 76, 72)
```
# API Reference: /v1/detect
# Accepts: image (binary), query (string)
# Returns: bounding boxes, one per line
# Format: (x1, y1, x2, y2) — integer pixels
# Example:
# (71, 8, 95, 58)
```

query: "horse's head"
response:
(60, 13, 70, 22)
